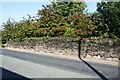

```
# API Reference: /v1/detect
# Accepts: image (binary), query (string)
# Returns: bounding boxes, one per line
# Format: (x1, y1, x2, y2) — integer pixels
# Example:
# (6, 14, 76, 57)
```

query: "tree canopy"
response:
(2, 1, 120, 43)
(95, 1, 120, 38)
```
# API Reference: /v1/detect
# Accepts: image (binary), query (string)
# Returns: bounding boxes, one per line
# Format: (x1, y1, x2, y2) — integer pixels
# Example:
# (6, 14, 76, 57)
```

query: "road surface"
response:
(0, 49, 119, 79)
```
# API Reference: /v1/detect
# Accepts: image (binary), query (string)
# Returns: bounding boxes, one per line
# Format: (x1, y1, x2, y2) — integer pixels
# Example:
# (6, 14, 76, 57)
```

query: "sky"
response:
(0, 0, 100, 29)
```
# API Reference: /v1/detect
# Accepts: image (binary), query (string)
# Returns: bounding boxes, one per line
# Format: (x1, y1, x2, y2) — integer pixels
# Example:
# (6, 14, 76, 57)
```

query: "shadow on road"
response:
(1, 67, 31, 80)
(80, 58, 108, 80)
(78, 39, 108, 80)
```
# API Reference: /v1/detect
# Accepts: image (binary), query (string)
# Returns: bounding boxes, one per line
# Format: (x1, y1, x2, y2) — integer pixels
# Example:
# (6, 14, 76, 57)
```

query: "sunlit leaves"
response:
(2, 1, 98, 43)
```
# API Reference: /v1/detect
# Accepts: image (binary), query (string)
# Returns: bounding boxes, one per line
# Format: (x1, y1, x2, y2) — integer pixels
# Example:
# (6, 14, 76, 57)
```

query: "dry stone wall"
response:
(81, 39, 120, 61)
(6, 38, 120, 61)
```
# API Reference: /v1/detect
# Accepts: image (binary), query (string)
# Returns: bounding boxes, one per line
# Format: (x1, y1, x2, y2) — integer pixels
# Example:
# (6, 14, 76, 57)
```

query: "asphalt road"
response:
(0, 49, 120, 79)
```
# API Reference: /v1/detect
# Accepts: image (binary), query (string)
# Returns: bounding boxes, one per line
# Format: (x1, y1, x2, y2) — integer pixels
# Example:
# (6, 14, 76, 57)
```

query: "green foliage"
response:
(1, 1, 95, 43)
(64, 28, 76, 38)
(95, 1, 120, 38)
(48, 2, 87, 17)
(2, 1, 119, 43)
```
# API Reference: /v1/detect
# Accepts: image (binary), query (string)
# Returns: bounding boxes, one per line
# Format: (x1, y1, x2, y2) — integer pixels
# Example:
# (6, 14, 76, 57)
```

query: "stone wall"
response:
(6, 38, 120, 61)
(6, 38, 79, 56)
(81, 39, 120, 61)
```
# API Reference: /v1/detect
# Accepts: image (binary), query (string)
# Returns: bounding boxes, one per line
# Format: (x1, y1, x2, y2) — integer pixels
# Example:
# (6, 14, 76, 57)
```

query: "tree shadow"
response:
(78, 39, 108, 80)
(1, 67, 31, 80)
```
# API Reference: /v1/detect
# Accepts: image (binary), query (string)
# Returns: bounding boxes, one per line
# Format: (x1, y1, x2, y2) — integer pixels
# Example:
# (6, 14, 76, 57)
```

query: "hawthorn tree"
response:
(2, 1, 97, 43)
(36, 1, 96, 38)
